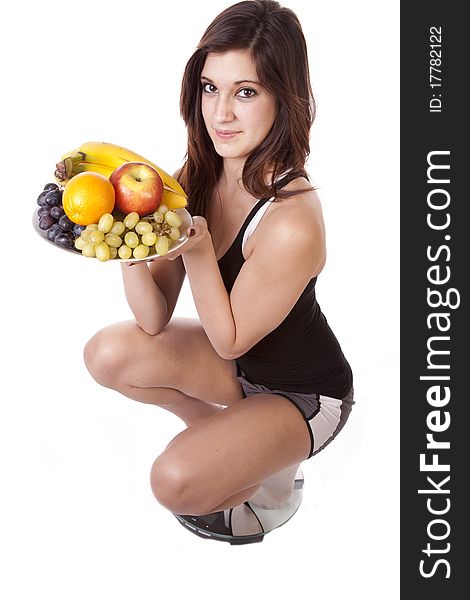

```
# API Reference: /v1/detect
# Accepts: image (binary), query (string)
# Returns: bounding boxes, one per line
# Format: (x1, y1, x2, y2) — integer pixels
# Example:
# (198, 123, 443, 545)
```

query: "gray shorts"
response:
(235, 366, 354, 459)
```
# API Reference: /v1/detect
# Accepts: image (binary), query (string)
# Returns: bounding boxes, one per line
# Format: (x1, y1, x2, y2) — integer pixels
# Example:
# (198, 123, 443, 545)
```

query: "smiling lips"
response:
(215, 129, 241, 139)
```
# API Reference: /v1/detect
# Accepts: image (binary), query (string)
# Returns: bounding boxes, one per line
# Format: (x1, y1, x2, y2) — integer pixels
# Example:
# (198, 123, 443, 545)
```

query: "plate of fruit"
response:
(33, 141, 192, 263)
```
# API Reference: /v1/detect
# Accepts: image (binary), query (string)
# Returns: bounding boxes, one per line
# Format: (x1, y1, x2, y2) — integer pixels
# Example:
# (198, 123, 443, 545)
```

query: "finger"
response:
(185, 215, 207, 238)
(191, 215, 207, 228)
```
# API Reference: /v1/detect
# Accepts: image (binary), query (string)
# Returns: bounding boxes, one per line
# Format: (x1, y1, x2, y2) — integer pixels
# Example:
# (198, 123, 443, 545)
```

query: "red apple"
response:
(110, 162, 164, 216)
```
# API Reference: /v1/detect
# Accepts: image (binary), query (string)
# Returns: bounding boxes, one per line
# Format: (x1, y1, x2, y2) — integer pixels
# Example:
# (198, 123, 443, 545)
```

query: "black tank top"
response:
(217, 172, 353, 398)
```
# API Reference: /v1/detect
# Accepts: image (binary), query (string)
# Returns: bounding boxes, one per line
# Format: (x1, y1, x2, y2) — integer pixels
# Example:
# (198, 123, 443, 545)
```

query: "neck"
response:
(220, 157, 277, 192)
(220, 157, 245, 191)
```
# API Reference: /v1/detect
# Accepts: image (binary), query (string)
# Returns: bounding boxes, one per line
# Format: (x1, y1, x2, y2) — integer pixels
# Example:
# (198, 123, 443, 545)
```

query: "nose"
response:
(214, 93, 234, 123)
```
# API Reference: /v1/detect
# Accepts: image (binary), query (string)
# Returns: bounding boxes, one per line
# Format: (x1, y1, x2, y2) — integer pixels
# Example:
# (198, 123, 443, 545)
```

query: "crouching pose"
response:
(84, 0, 354, 519)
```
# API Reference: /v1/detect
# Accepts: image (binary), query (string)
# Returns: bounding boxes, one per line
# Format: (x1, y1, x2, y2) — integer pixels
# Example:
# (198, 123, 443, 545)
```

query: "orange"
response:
(62, 172, 115, 225)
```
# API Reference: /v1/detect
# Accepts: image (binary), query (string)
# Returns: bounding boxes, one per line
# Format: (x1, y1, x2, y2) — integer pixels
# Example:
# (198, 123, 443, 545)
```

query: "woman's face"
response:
(201, 50, 277, 162)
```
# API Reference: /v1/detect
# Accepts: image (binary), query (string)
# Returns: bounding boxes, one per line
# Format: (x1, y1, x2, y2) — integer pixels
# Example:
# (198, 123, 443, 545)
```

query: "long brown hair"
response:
(178, 0, 316, 225)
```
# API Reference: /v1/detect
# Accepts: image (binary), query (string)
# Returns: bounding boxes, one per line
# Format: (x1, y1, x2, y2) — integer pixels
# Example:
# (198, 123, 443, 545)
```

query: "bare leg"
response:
(83, 318, 243, 427)
(208, 483, 262, 512)
(176, 463, 302, 513)
(245, 462, 302, 509)
(85, 318, 305, 510)
(150, 394, 311, 516)
(115, 384, 223, 427)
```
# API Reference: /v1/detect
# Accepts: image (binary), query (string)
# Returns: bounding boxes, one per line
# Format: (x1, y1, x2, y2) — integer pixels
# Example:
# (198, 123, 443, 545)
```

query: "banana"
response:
(60, 141, 187, 200)
(55, 152, 83, 181)
(54, 154, 113, 184)
(163, 188, 189, 212)
(56, 142, 188, 210)
(76, 162, 114, 177)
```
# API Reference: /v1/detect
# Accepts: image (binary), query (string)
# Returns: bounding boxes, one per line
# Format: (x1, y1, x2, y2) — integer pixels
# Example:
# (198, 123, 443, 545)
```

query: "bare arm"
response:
(120, 168, 186, 335)
(121, 257, 186, 335)
(181, 192, 326, 359)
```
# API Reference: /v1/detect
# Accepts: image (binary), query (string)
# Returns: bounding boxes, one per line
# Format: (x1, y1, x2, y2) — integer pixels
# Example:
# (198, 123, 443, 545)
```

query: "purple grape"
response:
(50, 205, 65, 219)
(37, 190, 50, 207)
(73, 224, 85, 237)
(43, 183, 59, 192)
(47, 223, 62, 241)
(54, 232, 75, 249)
(39, 214, 56, 230)
(45, 189, 62, 207)
(37, 206, 51, 218)
(58, 214, 74, 232)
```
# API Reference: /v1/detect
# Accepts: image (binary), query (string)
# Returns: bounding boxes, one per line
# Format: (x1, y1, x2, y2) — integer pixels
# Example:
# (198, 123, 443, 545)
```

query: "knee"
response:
(150, 456, 207, 515)
(150, 456, 188, 513)
(83, 328, 125, 389)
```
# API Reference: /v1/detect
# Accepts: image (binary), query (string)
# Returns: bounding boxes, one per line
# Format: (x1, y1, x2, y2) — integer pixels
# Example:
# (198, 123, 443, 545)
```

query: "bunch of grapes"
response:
(36, 183, 84, 248)
(74, 204, 183, 262)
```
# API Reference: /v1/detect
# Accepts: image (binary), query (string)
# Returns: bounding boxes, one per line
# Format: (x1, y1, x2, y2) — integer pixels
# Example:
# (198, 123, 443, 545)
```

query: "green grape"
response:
(89, 230, 105, 245)
(164, 210, 182, 228)
(141, 232, 157, 246)
(133, 244, 149, 259)
(110, 221, 125, 236)
(75, 237, 87, 250)
(95, 241, 111, 262)
(158, 203, 169, 215)
(105, 233, 123, 248)
(82, 243, 96, 258)
(155, 236, 170, 256)
(98, 213, 114, 233)
(153, 211, 164, 224)
(124, 231, 139, 248)
(118, 245, 132, 260)
(81, 229, 92, 242)
(123, 212, 140, 229)
(169, 227, 181, 241)
(109, 246, 118, 259)
(86, 224, 98, 231)
(135, 221, 153, 235)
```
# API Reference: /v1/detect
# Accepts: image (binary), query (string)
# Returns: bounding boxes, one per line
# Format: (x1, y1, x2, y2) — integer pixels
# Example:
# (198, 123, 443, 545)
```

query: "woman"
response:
(84, 0, 354, 522)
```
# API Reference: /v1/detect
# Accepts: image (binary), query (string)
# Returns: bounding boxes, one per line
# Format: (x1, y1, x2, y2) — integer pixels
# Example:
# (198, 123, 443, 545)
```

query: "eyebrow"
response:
(200, 75, 261, 86)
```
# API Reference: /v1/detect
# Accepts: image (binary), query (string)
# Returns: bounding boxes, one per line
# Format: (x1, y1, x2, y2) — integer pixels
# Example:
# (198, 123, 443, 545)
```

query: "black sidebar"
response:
(401, 2, 468, 597)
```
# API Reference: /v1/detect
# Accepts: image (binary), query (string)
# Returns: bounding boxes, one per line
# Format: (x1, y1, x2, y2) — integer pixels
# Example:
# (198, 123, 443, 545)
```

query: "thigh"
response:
(153, 393, 311, 513)
(89, 317, 244, 406)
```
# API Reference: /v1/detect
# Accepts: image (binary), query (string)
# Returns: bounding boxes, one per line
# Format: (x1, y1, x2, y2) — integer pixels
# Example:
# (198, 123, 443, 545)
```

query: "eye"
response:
(237, 88, 257, 99)
(202, 82, 217, 94)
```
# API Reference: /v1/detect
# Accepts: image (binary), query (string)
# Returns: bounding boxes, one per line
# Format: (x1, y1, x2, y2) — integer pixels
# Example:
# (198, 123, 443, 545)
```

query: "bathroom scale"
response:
(173, 467, 304, 545)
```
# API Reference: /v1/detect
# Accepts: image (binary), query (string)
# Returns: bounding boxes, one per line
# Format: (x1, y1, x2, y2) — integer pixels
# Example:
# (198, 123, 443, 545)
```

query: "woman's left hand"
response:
(166, 215, 210, 261)
(125, 216, 210, 265)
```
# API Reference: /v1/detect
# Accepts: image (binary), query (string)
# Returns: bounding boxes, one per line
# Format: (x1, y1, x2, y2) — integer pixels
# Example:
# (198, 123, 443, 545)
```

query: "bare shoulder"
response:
(246, 177, 326, 275)
(264, 177, 325, 242)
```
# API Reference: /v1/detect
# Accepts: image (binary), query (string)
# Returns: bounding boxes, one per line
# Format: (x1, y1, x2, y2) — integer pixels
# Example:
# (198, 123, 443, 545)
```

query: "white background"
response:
(1, 1, 399, 598)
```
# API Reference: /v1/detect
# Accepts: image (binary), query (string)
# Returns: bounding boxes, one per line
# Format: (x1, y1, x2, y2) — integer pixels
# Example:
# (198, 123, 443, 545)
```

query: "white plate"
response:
(32, 207, 193, 263)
